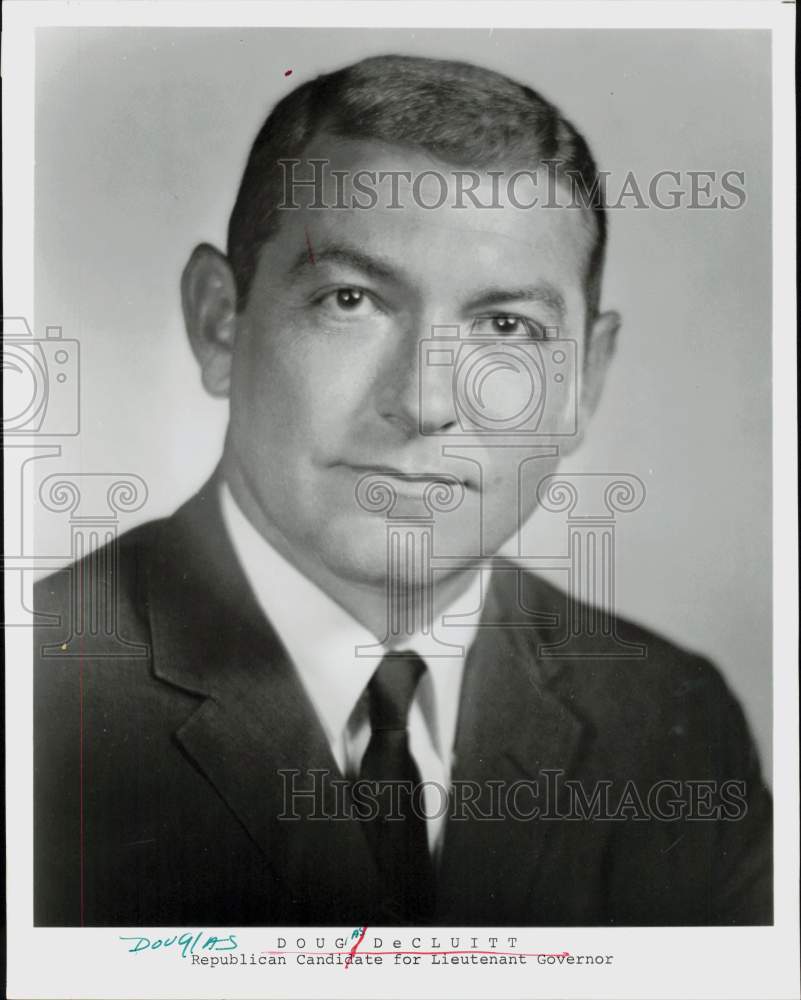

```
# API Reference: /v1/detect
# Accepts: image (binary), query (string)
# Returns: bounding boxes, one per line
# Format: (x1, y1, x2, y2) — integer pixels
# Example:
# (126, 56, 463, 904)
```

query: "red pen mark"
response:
(264, 947, 571, 963)
(79, 659, 84, 926)
(79, 556, 87, 926)
(304, 226, 316, 265)
(284, 69, 293, 77)
(267, 950, 570, 958)
(344, 926, 368, 970)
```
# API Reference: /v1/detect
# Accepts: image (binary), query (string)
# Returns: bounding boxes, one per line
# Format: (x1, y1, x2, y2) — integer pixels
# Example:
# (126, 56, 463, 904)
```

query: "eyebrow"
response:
(288, 243, 400, 282)
(287, 240, 568, 319)
(463, 285, 567, 319)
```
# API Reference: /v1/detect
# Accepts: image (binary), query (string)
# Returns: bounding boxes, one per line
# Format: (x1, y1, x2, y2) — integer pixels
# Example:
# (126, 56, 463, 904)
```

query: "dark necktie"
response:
(358, 651, 435, 923)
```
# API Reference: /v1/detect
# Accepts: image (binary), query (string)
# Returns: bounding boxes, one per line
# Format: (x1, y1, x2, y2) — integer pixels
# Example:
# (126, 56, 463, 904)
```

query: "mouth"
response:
(341, 463, 473, 491)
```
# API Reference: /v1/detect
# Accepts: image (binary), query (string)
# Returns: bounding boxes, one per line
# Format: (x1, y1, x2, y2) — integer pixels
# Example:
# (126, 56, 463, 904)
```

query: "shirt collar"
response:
(218, 480, 485, 754)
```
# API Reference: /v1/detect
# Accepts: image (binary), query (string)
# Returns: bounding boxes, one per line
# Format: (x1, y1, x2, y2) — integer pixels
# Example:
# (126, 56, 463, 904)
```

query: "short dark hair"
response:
(227, 54, 607, 316)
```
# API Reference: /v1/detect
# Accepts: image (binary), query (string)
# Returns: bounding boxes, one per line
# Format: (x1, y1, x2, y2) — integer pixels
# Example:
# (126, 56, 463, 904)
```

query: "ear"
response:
(562, 309, 620, 454)
(581, 309, 620, 422)
(181, 243, 239, 398)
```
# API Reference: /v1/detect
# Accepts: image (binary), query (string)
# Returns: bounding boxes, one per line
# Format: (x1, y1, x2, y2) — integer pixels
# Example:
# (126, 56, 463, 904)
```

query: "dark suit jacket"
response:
(34, 479, 772, 926)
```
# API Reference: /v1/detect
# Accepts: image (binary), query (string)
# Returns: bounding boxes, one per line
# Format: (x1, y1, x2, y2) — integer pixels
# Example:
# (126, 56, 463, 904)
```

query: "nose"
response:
(376, 320, 458, 436)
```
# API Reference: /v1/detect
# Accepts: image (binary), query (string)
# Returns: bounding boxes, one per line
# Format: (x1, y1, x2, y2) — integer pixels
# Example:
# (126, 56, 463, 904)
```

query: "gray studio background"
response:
(33, 28, 772, 774)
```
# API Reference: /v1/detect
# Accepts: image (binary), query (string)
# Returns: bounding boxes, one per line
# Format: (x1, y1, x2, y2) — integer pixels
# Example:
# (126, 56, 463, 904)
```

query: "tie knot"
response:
(368, 651, 426, 732)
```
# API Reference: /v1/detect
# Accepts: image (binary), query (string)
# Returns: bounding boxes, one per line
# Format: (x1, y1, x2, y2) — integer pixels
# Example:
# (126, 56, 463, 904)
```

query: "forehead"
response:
(265, 136, 596, 314)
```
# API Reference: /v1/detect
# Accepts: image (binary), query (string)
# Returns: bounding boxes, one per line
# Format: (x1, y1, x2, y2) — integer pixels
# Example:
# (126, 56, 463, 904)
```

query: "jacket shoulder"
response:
(509, 567, 762, 772)
(34, 516, 166, 612)
(33, 517, 171, 660)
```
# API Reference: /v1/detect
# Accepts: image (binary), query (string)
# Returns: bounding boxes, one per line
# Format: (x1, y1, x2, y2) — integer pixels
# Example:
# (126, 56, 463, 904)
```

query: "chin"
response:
(318, 547, 393, 589)
(315, 516, 397, 587)
(317, 507, 491, 587)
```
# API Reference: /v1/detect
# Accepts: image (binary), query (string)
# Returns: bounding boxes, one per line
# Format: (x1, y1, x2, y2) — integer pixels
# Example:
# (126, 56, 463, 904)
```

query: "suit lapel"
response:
(145, 478, 384, 918)
(437, 567, 586, 922)
(143, 481, 586, 922)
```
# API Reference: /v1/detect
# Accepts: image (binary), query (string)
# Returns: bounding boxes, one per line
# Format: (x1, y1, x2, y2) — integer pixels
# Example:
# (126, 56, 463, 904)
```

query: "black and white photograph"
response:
(3, 3, 798, 999)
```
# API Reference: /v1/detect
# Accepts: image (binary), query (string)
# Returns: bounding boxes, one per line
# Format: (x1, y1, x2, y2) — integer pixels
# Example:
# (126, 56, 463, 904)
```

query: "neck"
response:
(220, 452, 480, 642)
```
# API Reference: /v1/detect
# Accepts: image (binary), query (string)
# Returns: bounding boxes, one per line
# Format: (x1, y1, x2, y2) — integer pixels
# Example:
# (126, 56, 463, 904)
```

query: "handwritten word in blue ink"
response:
(119, 931, 238, 958)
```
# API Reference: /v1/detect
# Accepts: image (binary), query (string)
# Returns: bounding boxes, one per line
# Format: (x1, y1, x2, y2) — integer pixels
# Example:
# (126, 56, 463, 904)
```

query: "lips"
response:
(343, 463, 471, 489)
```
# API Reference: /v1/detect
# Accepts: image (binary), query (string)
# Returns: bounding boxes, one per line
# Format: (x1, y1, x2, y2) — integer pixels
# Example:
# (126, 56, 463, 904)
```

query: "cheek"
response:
(234, 322, 376, 442)
(482, 450, 563, 509)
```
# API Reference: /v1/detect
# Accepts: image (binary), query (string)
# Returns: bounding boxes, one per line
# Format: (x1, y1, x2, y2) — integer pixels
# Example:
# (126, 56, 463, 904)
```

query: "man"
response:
(34, 54, 771, 926)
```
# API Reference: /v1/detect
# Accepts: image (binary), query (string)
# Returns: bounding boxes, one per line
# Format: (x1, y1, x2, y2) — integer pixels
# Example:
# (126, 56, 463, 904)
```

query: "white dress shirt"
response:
(219, 481, 486, 856)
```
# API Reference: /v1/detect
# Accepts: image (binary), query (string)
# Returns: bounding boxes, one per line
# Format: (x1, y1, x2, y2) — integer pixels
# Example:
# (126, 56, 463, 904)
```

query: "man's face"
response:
(211, 139, 613, 586)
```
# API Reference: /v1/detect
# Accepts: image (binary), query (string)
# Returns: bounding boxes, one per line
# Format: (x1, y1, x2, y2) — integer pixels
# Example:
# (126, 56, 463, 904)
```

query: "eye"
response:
(334, 287, 366, 310)
(316, 286, 381, 317)
(471, 315, 546, 339)
(491, 316, 521, 334)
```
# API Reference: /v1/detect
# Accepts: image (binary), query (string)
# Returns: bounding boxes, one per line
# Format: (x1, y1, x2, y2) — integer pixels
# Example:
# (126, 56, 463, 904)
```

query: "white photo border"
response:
(3, 3, 798, 999)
